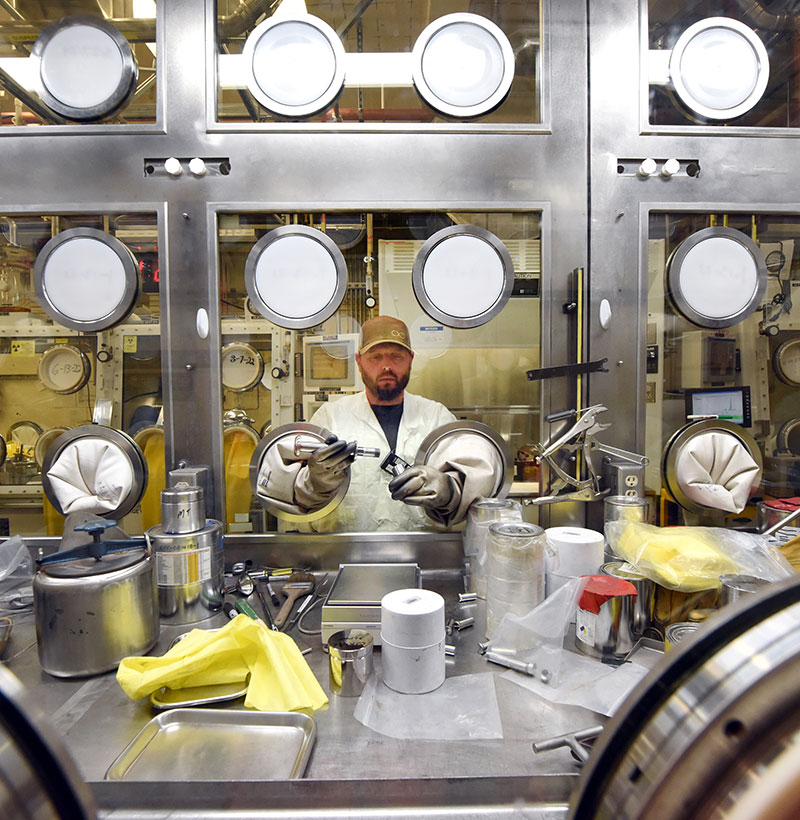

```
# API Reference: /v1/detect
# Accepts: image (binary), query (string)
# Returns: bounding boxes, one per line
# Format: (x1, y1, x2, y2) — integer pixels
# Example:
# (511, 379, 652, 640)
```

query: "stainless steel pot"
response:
(33, 548, 159, 678)
(160, 484, 205, 534)
(145, 520, 224, 624)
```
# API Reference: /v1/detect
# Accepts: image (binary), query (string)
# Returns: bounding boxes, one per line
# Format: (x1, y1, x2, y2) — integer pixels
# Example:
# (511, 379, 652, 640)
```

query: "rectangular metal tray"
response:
(105, 709, 315, 781)
(324, 563, 420, 607)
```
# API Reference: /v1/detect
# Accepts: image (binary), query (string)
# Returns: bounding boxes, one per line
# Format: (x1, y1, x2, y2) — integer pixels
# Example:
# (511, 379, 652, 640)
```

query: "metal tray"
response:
(105, 709, 316, 781)
(150, 681, 248, 710)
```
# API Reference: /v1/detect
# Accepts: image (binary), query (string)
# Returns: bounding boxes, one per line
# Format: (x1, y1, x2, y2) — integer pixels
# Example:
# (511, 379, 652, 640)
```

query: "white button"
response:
(661, 158, 681, 177)
(599, 298, 612, 329)
(188, 157, 207, 176)
(638, 158, 657, 177)
(195, 307, 209, 339)
(164, 157, 182, 176)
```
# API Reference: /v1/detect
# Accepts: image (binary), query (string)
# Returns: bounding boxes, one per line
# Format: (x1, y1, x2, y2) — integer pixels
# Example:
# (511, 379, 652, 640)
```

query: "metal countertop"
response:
(3, 569, 594, 819)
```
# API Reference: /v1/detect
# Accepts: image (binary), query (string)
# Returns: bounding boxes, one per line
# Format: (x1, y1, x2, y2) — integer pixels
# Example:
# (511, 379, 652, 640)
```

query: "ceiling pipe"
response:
(217, 0, 273, 39)
(728, 0, 799, 31)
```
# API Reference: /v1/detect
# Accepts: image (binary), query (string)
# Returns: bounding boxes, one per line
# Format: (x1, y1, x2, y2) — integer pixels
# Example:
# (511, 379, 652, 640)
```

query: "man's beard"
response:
(368, 371, 409, 402)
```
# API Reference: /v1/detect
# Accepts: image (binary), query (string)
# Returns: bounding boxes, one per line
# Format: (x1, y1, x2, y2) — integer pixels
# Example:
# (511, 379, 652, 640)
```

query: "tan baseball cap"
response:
(358, 315, 413, 354)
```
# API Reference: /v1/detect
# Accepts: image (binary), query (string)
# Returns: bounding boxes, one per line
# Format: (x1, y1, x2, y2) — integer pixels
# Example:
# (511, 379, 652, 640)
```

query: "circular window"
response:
(667, 227, 767, 328)
(244, 225, 348, 329)
(34, 228, 139, 332)
(412, 225, 514, 328)
(221, 342, 265, 392)
(32, 15, 138, 122)
(243, 15, 345, 118)
(38, 345, 91, 394)
(669, 17, 769, 121)
(412, 13, 515, 119)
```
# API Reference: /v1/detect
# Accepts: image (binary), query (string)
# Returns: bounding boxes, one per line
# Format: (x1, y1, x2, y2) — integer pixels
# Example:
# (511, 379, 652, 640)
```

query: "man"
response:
(258, 316, 501, 532)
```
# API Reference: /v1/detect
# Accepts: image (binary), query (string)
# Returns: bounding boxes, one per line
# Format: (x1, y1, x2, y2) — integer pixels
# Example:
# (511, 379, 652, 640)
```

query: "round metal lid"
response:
(42, 548, 147, 579)
(487, 521, 543, 538)
(249, 422, 349, 522)
(34, 228, 139, 332)
(32, 15, 138, 122)
(666, 227, 767, 328)
(242, 13, 345, 119)
(668, 17, 769, 122)
(415, 420, 513, 499)
(773, 338, 800, 387)
(411, 13, 515, 119)
(161, 484, 204, 505)
(244, 225, 348, 330)
(38, 344, 91, 394)
(41, 425, 148, 520)
(412, 225, 515, 328)
(221, 342, 265, 392)
(661, 419, 763, 514)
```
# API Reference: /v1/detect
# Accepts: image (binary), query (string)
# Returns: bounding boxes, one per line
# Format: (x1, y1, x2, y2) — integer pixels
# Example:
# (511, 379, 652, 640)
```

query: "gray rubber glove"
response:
(305, 434, 357, 495)
(388, 464, 455, 509)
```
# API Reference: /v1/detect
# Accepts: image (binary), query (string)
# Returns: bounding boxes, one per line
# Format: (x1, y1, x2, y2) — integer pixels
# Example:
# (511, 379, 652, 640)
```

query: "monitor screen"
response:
(303, 334, 361, 391)
(684, 386, 752, 427)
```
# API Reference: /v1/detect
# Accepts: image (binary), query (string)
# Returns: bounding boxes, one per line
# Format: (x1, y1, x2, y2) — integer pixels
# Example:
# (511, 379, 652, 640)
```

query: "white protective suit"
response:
(256, 390, 503, 532)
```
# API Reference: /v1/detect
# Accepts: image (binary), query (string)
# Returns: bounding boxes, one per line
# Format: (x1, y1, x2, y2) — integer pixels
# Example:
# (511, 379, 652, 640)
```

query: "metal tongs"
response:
(37, 520, 146, 566)
(526, 404, 647, 506)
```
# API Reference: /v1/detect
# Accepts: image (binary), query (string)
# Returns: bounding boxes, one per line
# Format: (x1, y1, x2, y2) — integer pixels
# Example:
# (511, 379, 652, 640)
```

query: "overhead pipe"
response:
(729, 0, 799, 31)
(217, 0, 273, 39)
(0, 64, 63, 124)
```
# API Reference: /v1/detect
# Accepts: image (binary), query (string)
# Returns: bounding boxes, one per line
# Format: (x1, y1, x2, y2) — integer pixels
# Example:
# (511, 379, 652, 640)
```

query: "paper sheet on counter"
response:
(354, 672, 503, 740)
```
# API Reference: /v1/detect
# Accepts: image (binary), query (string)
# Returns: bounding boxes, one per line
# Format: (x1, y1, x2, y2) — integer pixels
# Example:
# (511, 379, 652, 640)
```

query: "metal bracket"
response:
(526, 358, 608, 381)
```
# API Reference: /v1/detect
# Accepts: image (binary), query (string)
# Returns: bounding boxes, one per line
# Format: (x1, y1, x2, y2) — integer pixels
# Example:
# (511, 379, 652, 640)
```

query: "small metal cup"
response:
(327, 629, 374, 697)
(719, 574, 770, 606)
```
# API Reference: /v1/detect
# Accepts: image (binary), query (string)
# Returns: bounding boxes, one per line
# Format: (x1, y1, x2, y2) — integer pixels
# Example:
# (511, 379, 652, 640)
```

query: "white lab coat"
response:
(255, 390, 505, 533)
(305, 391, 457, 532)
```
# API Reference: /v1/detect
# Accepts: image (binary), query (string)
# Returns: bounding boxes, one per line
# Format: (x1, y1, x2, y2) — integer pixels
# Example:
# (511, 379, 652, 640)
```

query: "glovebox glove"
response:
(388, 464, 455, 509)
(305, 435, 357, 494)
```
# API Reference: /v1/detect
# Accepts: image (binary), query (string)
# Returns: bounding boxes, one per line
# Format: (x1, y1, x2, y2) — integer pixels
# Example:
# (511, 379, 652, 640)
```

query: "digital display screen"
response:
(685, 386, 751, 427)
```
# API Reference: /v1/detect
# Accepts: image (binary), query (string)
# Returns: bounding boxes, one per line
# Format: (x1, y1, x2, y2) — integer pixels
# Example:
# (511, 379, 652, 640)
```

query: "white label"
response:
(156, 547, 212, 586)
(576, 607, 597, 647)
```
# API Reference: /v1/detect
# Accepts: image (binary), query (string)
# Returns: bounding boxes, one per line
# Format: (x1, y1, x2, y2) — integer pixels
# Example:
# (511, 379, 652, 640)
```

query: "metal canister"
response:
(653, 585, 719, 632)
(719, 574, 770, 606)
(145, 519, 224, 623)
(160, 484, 205, 534)
(327, 629, 374, 697)
(601, 560, 654, 638)
(575, 574, 638, 660)
(664, 621, 700, 652)
(34, 548, 159, 677)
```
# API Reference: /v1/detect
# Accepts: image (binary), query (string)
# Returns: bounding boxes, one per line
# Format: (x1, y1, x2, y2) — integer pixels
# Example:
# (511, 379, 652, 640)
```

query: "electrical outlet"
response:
(625, 475, 639, 487)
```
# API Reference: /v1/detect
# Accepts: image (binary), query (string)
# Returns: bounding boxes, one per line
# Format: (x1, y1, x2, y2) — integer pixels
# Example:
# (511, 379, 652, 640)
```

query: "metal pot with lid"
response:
(33, 514, 159, 678)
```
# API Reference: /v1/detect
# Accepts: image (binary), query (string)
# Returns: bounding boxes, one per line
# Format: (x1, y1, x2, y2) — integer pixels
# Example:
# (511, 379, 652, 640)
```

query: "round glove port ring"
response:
(38, 345, 91, 394)
(32, 15, 138, 122)
(666, 227, 767, 329)
(221, 342, 265, 393)
(41, 425, 148, 520)
(34, 426, 70, 469)
(250, 422, 350, 522)
(34, 228, 139, 332)
(411, 13, 515, 119)
(415, 420, 513, 499)
(242, 13, 346, 119)
(668, 17, 769, 122)
(244, 225, 348, 330)
(661, 419, 762, 514)
(412, 225, 515, 329)
(773, 338, 800, 387)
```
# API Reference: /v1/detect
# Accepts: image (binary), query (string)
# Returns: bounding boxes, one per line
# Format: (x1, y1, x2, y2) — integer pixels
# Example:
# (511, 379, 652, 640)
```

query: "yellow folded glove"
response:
(117, 614, 328, 713)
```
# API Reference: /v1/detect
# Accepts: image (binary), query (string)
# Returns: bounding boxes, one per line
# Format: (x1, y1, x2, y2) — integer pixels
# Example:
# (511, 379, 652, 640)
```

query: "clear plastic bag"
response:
(0, 535, 34, 612)
(605, 521, 794, 592)
(485, 577, 586, 687)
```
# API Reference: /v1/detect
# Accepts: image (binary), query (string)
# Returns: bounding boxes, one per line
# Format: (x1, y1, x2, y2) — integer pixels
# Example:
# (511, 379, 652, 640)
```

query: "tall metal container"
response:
(145, 485, 223, 623)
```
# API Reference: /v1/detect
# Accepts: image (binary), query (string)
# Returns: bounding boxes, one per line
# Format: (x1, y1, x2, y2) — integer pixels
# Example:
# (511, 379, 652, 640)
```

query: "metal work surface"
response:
(3, 546, 589, 818)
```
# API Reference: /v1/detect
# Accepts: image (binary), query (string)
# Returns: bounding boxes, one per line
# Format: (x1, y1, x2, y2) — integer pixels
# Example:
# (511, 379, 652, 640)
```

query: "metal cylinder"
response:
(720, 574, 770, 606)
(601, 560, 655, 639)
(160, 484, 206, 534)
(327, 629, 374, 697)
(575, 575, 638, 660)
(145, 520, 224, 624)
